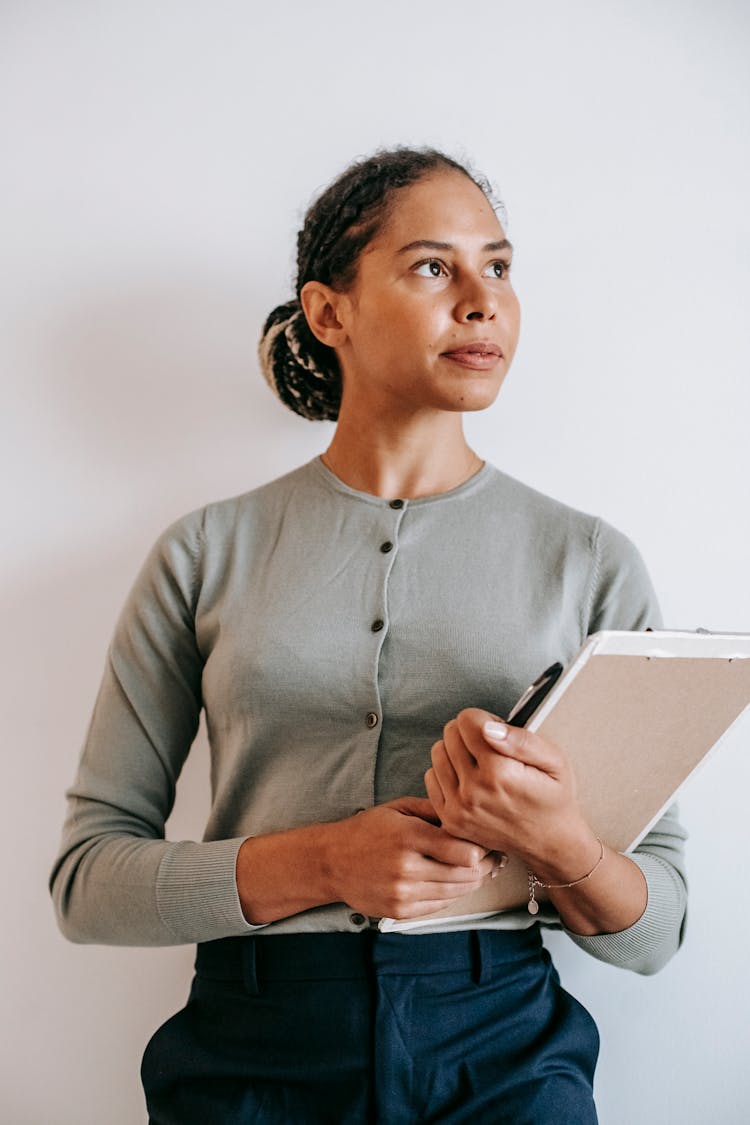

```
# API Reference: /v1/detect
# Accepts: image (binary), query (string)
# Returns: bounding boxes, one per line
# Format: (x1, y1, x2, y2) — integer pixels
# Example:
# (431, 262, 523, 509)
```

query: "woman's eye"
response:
(414, 259, 447, 278)
(484, 260, 511, 279)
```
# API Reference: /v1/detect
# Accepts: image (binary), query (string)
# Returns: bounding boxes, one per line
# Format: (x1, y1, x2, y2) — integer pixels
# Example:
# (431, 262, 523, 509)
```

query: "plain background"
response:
(2, 2, 749, 1122)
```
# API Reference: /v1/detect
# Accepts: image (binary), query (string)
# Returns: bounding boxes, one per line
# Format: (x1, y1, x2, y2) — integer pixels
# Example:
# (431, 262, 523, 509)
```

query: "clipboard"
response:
(380, 629, 750, 932)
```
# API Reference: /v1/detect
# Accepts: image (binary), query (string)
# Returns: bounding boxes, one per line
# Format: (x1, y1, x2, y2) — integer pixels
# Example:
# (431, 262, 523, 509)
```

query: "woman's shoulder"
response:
(482, 463, 618, 544)
(122, 461, 323, 616)
(157, 458, 321, 546)
(482, 464, 658, 622)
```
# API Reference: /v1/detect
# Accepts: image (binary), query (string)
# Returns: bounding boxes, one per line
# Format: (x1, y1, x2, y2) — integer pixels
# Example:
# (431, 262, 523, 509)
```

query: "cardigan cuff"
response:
(156, 837, 268, 943)
(564, 852, 687, 975)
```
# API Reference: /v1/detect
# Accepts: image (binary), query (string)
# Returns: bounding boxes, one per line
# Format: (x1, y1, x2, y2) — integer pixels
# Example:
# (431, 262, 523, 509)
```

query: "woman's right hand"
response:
(236, 797, 495, 926)
(326, 796, 495, 920)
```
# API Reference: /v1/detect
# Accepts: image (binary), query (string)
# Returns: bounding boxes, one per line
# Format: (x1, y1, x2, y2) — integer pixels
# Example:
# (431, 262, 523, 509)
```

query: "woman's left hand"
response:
(425, 707, 650, 934)
(424, 708, 597, 882)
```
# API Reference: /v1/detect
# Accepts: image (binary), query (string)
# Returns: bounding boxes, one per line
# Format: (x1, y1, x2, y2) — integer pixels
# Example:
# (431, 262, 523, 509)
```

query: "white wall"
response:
(2, 2, 749, 1121)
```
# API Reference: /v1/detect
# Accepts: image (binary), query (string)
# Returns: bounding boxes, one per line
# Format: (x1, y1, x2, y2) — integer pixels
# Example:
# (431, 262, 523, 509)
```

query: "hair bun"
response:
(258, 301, 342, 422)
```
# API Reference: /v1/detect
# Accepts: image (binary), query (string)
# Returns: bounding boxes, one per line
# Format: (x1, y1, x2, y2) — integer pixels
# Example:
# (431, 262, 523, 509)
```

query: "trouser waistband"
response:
(195, 926, 543, 995)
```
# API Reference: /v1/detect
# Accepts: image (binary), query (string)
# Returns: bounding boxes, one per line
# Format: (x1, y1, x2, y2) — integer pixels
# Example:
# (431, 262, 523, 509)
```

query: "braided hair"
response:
(258, 147, 499, 421)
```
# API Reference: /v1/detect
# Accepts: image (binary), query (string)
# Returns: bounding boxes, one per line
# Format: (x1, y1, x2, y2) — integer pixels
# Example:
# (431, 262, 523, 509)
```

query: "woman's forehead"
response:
(372, 170, 505, 252)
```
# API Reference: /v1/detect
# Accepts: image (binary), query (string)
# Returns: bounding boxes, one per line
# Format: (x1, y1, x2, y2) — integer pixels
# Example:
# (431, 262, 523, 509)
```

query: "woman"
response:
(50, 147, 687, 1124)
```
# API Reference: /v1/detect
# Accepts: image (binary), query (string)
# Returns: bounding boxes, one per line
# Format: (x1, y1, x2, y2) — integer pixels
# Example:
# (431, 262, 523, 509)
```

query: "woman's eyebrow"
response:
(397, 238, 513, 254)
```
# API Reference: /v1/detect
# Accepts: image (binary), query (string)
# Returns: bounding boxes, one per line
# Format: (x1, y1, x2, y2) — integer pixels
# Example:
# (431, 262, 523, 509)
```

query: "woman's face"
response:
(333, 169, 521, 418)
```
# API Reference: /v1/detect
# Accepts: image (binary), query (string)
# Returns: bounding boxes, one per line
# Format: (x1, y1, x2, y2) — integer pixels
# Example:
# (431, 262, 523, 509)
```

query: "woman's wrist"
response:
(546, 848, 648, 936)
(235, 822, 341, 925)
(526, 823, 602, 886)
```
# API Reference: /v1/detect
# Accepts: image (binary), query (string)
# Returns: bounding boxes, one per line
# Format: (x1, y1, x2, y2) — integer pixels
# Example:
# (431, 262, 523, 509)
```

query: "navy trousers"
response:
(141, 927, 599, 1124)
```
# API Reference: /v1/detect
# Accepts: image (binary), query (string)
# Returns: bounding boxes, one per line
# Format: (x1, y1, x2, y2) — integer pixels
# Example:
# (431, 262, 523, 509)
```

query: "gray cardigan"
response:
(50, 458, 687, 974)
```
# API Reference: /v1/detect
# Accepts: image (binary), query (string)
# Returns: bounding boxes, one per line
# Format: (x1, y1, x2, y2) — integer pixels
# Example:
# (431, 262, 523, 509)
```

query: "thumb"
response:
(482, 721, 560, 775)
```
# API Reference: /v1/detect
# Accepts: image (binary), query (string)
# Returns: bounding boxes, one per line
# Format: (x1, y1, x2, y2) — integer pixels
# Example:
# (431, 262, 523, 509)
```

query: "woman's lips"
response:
(441, 345, 503, 371)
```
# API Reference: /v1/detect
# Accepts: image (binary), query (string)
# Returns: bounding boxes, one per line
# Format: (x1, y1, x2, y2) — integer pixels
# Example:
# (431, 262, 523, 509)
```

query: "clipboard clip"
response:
(648, 627, 714, 634)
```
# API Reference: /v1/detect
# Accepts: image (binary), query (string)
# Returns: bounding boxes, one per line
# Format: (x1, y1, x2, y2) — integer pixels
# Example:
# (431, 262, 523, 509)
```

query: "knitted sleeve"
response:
(562, 518, 688, 974)
(49, 512, 261, 945)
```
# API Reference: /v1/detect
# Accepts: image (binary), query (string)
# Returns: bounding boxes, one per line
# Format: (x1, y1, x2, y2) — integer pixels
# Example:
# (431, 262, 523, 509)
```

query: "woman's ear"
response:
(299, 281, 349, 348)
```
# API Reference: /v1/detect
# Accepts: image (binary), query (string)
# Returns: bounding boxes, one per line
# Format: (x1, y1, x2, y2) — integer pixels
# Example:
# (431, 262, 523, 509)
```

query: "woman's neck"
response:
(321, 411, 483, 499)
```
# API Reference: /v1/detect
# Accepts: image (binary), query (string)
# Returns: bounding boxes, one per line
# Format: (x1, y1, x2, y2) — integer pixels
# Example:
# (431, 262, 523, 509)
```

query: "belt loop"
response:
(242, 937, 260, 996)
(471, 930, 493, 986)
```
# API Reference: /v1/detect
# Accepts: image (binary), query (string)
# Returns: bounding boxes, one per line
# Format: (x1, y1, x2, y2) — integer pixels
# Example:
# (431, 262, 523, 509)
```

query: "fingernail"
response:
(484, 720, 509, 742)
(491, 853, 508, 877)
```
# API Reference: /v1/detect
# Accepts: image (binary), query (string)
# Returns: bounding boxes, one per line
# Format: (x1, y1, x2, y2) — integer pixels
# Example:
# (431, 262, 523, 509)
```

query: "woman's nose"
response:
(454, 277, 497, 322)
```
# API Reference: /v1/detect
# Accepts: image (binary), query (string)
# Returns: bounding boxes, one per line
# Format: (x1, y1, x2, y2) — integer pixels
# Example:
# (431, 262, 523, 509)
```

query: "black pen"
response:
(506, 662, 564, 728)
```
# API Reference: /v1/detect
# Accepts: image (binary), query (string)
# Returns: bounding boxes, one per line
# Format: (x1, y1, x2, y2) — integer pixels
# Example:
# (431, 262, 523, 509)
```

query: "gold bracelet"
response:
(527, 836, 604, 915)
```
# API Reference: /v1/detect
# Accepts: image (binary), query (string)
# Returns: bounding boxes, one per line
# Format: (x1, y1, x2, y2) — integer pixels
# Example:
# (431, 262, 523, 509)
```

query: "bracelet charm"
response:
(527, 836, 605, 915)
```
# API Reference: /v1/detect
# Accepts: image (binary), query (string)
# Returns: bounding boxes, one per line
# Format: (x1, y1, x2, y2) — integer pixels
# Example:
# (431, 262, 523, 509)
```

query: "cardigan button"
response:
(371, 619, 385, 632)
(380, 541, 393, 553)
(350, 913, 367, 927)
(366, 711, 379, 729)
(389, 499, 404, 509)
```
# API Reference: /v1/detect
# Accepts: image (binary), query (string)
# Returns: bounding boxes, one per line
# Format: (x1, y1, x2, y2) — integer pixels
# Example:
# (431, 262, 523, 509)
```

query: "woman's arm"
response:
(49, 511, 247, 946)
(235, 796, 495, 925)
(425, 708, 687, 973)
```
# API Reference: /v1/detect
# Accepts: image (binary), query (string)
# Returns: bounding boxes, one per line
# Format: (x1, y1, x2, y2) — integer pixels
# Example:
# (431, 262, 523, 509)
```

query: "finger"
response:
(442, 718, 480, 775)
(430, 738, 460, 795)
(423, 767, 445, 816)
(411, 853, 496, 885)
(392, 795, 441, 823)
(411, 819, 489, 869)
(480, 721, 562, 775)
(451, 708, 562, 775)
(383, 863, 496, 920)
(392, 887, 487, 919)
